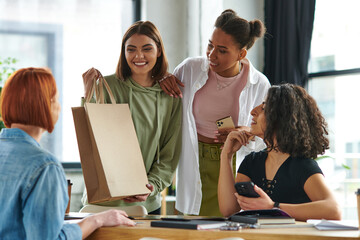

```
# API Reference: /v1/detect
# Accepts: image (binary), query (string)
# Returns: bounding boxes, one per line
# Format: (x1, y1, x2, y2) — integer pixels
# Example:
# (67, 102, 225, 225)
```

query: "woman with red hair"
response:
(0, 67, 135, 239)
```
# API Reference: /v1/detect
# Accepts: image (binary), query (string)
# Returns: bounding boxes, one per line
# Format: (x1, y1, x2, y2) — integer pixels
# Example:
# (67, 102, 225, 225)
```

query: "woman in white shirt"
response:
(160, 9, 270, 216)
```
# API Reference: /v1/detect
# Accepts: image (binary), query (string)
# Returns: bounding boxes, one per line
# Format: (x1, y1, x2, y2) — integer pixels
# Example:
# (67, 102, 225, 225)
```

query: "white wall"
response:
(223, 0, 265, 71)
(142, 0, 188, 71)
(142, 0, 265, 72)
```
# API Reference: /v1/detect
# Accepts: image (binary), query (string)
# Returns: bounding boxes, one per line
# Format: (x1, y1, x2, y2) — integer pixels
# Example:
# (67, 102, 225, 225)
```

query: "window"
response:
(308, 0, 360, 220)
(0, 0, 138, 163)
(309, 0, 360, 73)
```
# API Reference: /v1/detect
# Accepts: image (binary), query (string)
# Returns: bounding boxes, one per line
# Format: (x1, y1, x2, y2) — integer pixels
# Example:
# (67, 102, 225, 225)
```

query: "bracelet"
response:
(273, 202, 280, 208)
(157, 74, 171, 83)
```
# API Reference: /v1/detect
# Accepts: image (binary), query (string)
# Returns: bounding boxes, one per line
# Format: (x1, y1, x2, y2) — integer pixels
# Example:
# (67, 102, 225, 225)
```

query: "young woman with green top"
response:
(81, 21, 182, 214)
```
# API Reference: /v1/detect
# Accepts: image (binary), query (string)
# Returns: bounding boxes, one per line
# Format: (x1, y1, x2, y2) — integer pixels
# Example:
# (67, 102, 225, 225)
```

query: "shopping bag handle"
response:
(85, 72, 116, 104)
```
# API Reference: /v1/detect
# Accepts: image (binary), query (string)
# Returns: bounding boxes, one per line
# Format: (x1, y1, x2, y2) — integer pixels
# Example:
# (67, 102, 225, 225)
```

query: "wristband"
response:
(157, 74, 171, 83)
(273, 202, 280, 208)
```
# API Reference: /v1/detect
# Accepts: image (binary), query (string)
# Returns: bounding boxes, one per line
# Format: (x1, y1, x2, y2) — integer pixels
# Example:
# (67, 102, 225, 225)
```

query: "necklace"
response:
(215, 73, 239, 91)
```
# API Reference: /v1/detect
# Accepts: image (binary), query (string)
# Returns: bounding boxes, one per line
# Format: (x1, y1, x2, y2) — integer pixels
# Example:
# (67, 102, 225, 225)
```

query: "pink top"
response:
(193, 59, 249, 138)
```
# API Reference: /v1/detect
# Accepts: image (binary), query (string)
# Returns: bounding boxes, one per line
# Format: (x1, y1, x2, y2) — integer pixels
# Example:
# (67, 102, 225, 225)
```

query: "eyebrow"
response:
(208, 40, 228, 50)
(126, 44, 154, 48)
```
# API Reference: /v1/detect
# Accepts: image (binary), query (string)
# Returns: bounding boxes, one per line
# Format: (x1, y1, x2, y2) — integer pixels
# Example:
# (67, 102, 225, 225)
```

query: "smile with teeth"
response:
(209, 61, 218, 66)
(134, 62, 147, 66)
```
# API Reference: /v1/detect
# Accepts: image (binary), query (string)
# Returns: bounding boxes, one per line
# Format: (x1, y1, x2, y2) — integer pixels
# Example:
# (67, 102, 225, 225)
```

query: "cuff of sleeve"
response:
(147, 179, 159, 197)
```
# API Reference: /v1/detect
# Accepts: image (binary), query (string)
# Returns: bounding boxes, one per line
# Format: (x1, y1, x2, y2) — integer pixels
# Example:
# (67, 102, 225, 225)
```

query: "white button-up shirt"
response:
(174, 56, 270, 215)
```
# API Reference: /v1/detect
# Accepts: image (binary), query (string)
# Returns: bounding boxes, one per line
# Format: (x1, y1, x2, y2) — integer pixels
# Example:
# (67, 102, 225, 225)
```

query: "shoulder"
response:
(250, 150, 267, 159)
(238, 150, 266, 173)
(160, 90, 182, 115)
(174, 57, 207, 72)
(104, 74, 128, 97)
(20, 147, 64, 192)
(160, 91, 182, 105)
(104, 74, 123, 85)
(291, 156, 320, 166)
(288, 156, 323, 175)
(28, 148, 63, 172)
(243, 150, 267, 164)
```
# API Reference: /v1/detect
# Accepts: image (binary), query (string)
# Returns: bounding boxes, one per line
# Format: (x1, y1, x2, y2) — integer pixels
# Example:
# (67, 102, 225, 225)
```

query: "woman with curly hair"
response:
(218, 83, 341, 221)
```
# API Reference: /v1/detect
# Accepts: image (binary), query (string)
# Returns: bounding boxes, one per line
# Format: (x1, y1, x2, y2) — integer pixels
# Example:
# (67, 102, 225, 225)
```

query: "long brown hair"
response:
(116, 21, 168, 81)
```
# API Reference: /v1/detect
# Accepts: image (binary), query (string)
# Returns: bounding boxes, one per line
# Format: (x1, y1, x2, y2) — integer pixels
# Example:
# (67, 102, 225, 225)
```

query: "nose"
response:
(251, 105, 261, 116)
(135, 50, 144, 58)
(208, 48, 216, 59)
(250, 107, 256, 116)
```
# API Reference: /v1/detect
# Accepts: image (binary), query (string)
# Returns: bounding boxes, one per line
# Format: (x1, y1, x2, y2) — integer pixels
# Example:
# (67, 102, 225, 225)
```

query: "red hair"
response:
(0, 67, 57, 132)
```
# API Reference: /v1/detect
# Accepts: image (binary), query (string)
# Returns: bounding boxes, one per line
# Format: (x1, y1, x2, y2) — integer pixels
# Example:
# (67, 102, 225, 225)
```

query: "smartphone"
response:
(234, 181, 260, 198)
(215, 116, 235, 130)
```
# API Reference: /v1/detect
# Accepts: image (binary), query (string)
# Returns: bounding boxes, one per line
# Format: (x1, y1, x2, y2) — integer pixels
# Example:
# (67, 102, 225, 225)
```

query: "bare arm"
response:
(215, 126, 252, 144)
(77, 209, 135, 239)
(235, 174, 342, 221)
(277, 174, 341, 221)
(218, 131, 252, 217)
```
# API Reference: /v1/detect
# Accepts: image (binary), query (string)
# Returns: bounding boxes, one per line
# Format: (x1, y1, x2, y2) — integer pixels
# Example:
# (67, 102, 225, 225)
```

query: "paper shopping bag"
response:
(72, 76, 150, 203)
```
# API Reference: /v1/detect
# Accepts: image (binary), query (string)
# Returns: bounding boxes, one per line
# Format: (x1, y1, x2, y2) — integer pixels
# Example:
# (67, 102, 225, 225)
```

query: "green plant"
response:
(0, 57, 18, 85)
(0, 57, 18, 131)
(316, 155, 351, 170)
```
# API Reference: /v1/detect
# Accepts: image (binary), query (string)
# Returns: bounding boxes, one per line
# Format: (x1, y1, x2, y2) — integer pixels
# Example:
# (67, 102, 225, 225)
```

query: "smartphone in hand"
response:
(234, 181, 260, 198)
(216, 116, 235, 130)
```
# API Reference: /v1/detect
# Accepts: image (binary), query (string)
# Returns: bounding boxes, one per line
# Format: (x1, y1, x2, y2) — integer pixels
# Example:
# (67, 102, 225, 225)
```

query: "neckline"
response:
(263, 152, 291, 181)
(214, 71, 242, 91)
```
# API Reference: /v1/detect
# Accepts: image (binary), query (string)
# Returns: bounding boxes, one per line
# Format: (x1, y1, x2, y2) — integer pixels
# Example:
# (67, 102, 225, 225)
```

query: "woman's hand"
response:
(122, 184, 153, 203)
(235, 185, 274, 210)
(92, 209, 135, 227)
(215, 126, 253, 143)
(82, 67, 101, 99)
(78, 209, 135, 239)
(221, 129, 253, 157)
(158, 74, 184, 98)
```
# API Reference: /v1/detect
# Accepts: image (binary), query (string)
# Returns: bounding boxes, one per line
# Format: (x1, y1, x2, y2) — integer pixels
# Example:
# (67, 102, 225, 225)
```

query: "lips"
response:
(209, 61, 218, 67)
(134, 62, 147, 66)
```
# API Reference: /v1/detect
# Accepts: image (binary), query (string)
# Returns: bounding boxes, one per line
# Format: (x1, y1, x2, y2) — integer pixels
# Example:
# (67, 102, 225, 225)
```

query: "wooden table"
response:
(86, 220, 360, 240)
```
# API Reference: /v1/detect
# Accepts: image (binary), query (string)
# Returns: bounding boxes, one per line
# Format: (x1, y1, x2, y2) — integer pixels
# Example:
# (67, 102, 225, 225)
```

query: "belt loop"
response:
(210, 145, 221, 160)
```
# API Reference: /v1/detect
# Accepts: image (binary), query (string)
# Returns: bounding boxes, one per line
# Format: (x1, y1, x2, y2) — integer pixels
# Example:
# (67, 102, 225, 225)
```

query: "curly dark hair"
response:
(264, 83, 329, 159)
